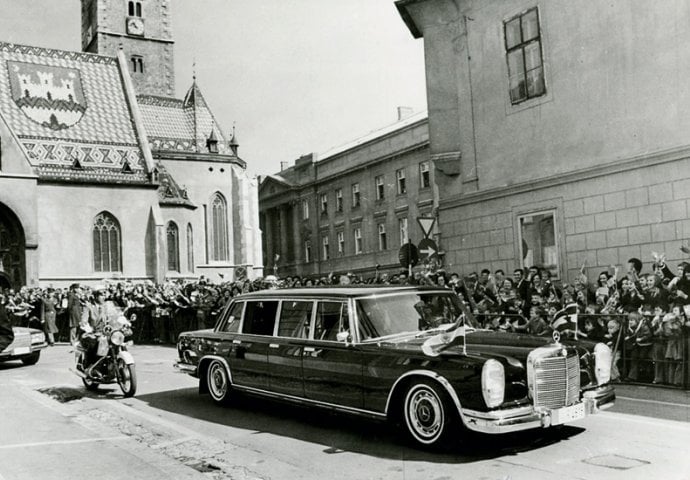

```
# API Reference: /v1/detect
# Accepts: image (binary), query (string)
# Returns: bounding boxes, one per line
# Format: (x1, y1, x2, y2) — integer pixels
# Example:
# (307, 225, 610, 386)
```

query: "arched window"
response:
(167, 221, 179, 272)
(210, 192, 229, 261)
(186, 223, 194, 273)
(93, 212, 122, 272)
(128, 1, 142, 17)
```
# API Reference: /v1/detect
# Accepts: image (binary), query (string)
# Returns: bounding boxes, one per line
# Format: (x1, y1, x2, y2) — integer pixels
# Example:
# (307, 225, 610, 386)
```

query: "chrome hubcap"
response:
(407, 386, 443, 441)
(209, 363, 227, 398)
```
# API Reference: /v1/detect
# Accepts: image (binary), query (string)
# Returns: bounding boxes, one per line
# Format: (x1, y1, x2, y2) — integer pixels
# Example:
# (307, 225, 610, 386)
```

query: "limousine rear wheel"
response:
(207, 360, 232, 405)
(402, 380, 454, 448)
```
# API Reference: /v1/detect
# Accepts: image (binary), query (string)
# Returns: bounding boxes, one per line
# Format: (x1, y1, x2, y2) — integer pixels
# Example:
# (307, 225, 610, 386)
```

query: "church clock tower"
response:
(81, 0, 175, 97)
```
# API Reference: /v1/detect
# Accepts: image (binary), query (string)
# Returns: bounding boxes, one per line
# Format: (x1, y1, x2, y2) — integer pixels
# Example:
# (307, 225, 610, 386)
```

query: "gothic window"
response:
(187, 223, 194, 273)
(93, 212, 122, 272)
(167, 221, 179, 272)
(210, 192, 229, 261)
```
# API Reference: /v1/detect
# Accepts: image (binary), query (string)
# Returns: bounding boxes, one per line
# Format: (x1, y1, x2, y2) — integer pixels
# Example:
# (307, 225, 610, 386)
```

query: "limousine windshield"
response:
(356, 291, 479, 341)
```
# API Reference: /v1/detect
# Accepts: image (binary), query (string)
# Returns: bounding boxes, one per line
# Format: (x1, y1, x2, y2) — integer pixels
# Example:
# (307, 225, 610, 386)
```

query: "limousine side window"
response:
(220, 301, 244, 333)
(242, 301, 279, 336)
(314, 301, 348, 341)
(277, 301, 313, 338)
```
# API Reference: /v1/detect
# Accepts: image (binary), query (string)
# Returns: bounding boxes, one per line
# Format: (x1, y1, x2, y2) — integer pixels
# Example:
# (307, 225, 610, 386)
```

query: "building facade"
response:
(397, 0, 690, 281)
(0, 0, 261, 289)
(259, 113, 435, 279)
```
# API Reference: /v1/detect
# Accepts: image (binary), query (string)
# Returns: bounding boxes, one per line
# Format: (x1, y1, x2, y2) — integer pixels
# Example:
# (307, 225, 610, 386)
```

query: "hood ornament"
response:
(552, 330, 561, 344)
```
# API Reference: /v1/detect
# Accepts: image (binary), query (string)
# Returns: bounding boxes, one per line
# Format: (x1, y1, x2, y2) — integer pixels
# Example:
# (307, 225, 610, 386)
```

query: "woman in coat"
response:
(42, 289, 59, 346)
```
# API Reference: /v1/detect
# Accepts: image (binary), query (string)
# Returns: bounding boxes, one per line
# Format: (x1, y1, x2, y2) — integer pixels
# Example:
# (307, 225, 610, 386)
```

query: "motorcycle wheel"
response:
(116, 359, 137, 397)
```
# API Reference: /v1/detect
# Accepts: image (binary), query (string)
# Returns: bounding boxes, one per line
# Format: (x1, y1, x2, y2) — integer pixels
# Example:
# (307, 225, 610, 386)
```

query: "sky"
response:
(0, 0, 427, 176)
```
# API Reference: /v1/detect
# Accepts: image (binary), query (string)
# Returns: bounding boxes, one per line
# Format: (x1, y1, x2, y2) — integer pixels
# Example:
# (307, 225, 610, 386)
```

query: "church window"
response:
(131, 55, 144, 73)
(128, 1, 142, 17)
(167, 221, 179, 272)
(93, 212, 122, 273)
(210, 192, 229, 261)
(187, 223, 194, 273)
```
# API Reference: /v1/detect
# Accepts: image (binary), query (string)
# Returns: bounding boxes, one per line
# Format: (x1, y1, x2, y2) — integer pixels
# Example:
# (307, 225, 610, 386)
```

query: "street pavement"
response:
(1, 344, 689, 480)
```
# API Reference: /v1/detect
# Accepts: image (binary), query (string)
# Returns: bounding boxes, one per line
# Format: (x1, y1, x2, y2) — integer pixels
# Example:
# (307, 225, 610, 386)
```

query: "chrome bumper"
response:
(173, 361, 198, 375)
(462, 385, 616, 434)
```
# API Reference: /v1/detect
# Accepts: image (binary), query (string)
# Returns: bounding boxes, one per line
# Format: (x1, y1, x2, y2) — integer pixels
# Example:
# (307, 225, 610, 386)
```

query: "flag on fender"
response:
(552, 303, 578, 338)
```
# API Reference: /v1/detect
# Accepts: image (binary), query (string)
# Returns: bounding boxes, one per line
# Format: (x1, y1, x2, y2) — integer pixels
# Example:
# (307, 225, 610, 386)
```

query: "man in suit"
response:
(68, 284, 83, 346)
(0, 293, 15, 353)
(79, 286, 110, 374)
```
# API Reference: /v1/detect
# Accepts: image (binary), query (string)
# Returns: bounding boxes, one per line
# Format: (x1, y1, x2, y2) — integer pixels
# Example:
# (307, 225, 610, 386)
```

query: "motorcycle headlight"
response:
(31, 332, 45, 344)
(110, 331, 125, 346)
(482, 359, 505, 408)
(594, 343, 613, 384)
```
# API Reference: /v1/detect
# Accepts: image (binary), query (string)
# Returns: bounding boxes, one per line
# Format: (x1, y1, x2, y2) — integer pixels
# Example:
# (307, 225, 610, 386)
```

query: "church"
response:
(0, 0, 262, 290)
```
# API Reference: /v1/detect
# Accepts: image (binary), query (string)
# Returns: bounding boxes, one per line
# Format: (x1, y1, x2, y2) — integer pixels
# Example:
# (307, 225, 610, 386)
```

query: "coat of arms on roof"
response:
(8, 61, 87, 130)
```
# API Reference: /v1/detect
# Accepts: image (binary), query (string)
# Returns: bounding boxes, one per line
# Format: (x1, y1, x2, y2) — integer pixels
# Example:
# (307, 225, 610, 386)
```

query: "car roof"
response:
(235, 285, 450, 300)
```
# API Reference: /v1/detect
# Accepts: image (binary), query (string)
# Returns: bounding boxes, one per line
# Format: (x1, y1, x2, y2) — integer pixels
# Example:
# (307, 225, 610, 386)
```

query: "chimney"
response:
(397, 106, 414, 121)
(280, 161, 289, 171)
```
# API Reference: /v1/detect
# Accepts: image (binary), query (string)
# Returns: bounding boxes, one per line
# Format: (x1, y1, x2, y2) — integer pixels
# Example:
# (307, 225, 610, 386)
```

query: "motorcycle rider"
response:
(78, 286, 113, 377)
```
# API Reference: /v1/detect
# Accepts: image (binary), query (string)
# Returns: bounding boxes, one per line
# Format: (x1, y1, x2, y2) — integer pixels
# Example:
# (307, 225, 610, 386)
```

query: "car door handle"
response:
(269, 343, 279, 349)
(304, 347, 322, 357)
(232, 339, 242, 345)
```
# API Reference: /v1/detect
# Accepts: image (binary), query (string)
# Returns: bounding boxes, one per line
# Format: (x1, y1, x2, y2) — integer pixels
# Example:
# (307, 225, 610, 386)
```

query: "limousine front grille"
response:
(531, 354, 580, 410)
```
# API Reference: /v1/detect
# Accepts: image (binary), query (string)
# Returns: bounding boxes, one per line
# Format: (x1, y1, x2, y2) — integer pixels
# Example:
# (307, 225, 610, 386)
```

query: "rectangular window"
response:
(419, 161, 430, 189)
(335, 188, 343, 212)
(220, 302, 244, 333)
(505, 7, 545, 104)
(518, 210, 559, 278)
(242, 300, 279, 336)
(337, 231, 345, 255)
(313, 301, 348, 341)
(378, 223, 387, 251)
(320, 193, 328, 215)
(396, 169, 406, 195)
(302, 199, 309, 220)
(322, 235, 330, 260)
(375, 175, 385, 200)
(354, 227, 362, 255)
(304, 240, 311, 263)
(398, 217, 408, 246)
(277, 301, 313, 338)
(351, 183, 361, 208)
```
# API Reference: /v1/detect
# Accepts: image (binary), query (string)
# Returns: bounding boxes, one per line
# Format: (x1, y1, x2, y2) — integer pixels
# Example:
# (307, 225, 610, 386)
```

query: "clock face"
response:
(127, 17, 144, 36)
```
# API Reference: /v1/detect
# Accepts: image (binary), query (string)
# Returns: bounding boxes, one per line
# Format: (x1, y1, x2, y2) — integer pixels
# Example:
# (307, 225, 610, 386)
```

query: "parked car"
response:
(0, 326, 47, 365)
(174, 286, 615, 448)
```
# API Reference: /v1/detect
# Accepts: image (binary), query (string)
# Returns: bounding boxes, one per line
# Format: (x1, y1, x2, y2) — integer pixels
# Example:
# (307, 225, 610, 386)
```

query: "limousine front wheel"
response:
(207, 360, 232, 405)
(402, 380, 454, 448)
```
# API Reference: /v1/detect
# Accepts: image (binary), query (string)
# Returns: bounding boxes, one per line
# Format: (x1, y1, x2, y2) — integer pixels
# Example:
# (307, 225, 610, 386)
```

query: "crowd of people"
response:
(1, 250, 688, 386)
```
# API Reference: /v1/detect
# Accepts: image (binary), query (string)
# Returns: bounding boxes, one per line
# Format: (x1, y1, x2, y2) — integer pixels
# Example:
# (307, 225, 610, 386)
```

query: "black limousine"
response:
(175, 286, 615, 448)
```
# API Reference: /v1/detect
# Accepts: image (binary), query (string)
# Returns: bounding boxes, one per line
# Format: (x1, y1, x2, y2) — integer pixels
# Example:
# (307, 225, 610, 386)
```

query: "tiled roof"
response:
(137, 81, 232, 155)
(0, 42, 147, 183)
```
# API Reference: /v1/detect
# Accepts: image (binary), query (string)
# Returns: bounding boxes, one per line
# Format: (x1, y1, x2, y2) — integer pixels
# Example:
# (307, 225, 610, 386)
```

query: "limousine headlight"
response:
(593, 343, 613, 384)
(482, 359, 505, 408)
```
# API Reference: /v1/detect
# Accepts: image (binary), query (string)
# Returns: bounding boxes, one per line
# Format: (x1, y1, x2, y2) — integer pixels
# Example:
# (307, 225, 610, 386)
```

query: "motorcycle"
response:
(73, 316, 137, 397)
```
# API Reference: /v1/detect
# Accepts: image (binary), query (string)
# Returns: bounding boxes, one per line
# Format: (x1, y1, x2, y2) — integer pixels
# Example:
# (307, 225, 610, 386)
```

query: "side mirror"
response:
(336, 331, 350, 343)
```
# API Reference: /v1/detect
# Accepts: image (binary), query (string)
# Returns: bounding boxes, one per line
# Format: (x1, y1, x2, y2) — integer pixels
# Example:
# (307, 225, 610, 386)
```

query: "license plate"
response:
(13, 347, 30, 355)
(551, 403, 585, 425)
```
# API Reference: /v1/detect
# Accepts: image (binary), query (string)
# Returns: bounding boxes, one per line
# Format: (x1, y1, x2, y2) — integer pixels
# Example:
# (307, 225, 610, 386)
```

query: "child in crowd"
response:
(526, 306, 548, 336)
(604, 318, 622, 380)
(650, 306, 667, 384)
(662, 313, 684, 386)
(624, 312, 653, 382)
